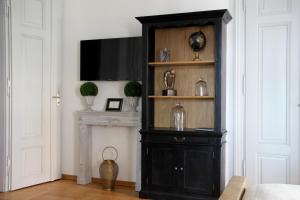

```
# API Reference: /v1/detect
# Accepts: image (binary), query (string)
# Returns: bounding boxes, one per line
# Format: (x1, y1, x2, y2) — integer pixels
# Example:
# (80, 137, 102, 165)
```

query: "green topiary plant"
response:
(80, 82, 98, 96)
(124, 81, 142, 97)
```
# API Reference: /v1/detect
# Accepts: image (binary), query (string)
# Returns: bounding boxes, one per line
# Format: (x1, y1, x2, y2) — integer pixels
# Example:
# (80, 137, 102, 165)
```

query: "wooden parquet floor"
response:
(0, 180, 142, 200)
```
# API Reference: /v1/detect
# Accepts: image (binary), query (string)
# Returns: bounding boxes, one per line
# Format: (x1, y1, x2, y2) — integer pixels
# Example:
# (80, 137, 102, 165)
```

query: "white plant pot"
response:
(85, 96, 95, 111)
(127, 97, 139, 112)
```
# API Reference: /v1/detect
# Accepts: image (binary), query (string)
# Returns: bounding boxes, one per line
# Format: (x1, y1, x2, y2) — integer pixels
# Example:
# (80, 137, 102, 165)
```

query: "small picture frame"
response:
(105, 98, 123, 111)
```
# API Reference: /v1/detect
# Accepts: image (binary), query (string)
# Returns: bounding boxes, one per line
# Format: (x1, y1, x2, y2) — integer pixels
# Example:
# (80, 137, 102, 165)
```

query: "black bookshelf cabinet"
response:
(136, 10, 232, 200)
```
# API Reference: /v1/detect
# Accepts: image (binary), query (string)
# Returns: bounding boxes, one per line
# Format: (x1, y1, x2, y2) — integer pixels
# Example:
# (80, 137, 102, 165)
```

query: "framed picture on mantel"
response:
(105, 98, 123, 111)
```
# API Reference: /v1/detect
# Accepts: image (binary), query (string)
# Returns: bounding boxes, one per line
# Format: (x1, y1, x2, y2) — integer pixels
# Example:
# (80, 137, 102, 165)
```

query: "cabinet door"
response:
(181, 146, 214, 195)
(148, 144, 178, 192)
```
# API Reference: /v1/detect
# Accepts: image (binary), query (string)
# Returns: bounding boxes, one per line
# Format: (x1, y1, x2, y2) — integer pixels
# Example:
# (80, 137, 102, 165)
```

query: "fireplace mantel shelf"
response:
(78, 111, 140, 127)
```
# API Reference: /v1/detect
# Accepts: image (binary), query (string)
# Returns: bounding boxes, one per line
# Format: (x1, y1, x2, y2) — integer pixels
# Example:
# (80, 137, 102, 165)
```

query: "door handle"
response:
(180, 167, 183, 171)
(174, 166, 178, 171)
(52, 92, 61, 106)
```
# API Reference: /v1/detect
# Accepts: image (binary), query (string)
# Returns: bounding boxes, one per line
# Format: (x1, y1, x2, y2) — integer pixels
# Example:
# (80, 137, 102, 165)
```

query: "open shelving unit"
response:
(149, 25, 216, 129)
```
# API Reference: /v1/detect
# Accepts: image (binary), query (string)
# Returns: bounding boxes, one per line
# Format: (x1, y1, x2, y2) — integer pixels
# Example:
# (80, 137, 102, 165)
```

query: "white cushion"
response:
(243, 184, 300, 200)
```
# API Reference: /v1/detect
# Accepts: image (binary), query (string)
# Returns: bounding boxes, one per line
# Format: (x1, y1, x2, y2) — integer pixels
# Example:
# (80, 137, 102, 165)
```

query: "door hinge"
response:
(6, 156, 11, 177)
(242, 0, 246, 13)
(5, 0, 10, 18)
(242, 74, 246, 96)
(212, 152, 215, 159)
(6, 78, 11, 97)
(212, 184, 215, 192)
(146, 147, 149, 155)
(242, 159, 246, 176)
(146, 177, 149, 185)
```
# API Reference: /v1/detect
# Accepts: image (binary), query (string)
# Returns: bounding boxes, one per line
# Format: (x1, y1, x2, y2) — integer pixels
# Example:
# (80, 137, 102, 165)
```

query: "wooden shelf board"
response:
(148, 60, 215, 66)
(148, 96, 215, 100)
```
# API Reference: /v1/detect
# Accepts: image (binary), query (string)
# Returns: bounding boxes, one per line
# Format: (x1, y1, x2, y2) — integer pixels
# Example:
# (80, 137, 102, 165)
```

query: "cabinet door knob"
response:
(174, 137, 186, 142)
(174, 167, 178, 171)
(180, 167, 184, 171)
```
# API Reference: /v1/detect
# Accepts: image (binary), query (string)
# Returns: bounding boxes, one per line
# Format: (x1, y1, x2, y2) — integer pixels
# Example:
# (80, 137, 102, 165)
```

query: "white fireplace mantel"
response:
(78, 111, 140, 127)
(77, 111, 141, 189)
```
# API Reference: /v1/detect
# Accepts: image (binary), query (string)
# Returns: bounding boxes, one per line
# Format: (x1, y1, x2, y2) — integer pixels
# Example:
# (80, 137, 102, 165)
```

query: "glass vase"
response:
(195, 78, 208, 96)
(170, 103, 186, 131)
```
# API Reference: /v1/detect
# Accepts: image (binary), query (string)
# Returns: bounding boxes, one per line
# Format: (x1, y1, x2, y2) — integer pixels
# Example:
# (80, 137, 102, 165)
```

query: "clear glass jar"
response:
(170, 103, 186, 131)
(195, 78, 208, 96)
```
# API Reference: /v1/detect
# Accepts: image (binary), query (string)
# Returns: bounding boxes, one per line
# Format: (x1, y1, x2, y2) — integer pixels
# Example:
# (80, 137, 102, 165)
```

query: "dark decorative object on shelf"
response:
(189, 31, 206, 61)
(162, 69, 177, 96)
(105, 98, 123, 111)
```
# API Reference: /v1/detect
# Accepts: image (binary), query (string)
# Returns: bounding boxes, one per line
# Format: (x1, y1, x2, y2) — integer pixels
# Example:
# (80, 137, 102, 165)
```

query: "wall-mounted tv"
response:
(80, 37, 142, 81)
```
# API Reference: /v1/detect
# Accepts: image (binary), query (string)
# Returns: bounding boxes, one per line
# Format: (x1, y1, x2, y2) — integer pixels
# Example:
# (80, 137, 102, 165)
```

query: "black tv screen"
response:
(80, 37, 142, 81)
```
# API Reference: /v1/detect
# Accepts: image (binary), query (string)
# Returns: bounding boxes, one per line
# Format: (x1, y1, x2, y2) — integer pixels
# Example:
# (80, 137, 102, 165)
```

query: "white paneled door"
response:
(11, 0, 53, 190)
(245, 0, 300, 185)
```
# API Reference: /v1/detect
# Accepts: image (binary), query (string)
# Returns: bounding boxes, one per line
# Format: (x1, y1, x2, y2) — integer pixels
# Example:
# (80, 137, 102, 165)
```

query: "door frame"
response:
(2, 0, 62, 191)
(0, 0, 12, 192)
(232, 0, 246, 177)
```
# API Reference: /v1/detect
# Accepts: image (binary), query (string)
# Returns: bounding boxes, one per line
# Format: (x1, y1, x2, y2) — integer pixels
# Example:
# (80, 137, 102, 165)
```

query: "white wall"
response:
(62, 0, 233, 183)
(0, 0, 6, 192)
(224, 0, 235, 185)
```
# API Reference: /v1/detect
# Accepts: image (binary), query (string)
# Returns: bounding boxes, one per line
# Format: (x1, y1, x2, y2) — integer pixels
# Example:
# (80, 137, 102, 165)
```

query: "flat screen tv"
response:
(80, 37, 142, 81)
